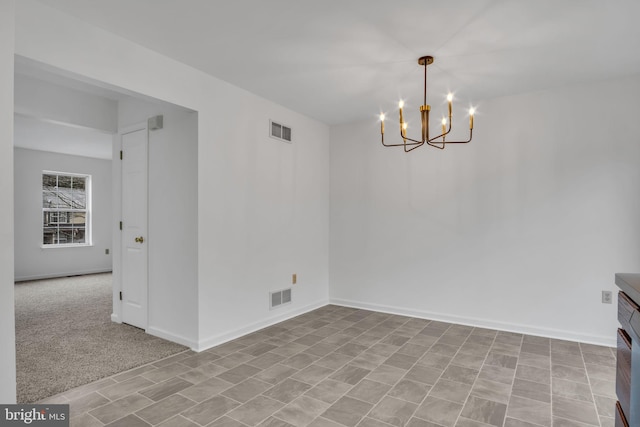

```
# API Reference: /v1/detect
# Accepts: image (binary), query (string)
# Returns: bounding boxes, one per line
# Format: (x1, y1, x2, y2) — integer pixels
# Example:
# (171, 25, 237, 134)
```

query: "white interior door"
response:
(121, 127, 148, 329)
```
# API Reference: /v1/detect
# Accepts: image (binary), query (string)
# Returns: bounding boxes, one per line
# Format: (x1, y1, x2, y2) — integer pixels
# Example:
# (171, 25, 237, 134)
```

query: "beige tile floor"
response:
(40, 305, 617, 427)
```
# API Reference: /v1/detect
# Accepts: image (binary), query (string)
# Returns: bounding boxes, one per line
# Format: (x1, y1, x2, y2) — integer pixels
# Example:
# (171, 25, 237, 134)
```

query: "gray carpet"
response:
(15, 273, 187, 403)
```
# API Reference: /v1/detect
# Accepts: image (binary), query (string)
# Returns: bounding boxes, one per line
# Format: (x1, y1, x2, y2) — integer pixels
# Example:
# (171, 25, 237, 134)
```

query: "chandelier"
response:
(379, 56, 474, 152)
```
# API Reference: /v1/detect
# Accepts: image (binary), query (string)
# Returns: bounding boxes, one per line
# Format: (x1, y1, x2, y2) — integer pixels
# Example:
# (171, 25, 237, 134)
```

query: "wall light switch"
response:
(292, 274, 297, 285)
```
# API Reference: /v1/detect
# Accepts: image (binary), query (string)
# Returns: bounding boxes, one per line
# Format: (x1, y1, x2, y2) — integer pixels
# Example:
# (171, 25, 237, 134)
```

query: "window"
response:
(42, 172, 91, 246)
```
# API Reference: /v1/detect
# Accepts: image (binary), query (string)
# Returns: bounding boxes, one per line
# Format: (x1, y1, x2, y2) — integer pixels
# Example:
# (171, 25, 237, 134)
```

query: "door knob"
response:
(134, 236, 144, 243)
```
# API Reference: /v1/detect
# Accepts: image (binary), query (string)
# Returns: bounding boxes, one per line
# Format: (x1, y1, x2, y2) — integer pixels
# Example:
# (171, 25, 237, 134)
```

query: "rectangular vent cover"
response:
(270, 120, 292, 143)
(282, 288, 291, 304)
(270, 288, 292, 309)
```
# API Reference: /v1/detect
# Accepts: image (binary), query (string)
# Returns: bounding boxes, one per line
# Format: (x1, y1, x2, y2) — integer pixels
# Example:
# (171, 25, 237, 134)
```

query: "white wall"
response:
(12, 0, 330, 351)
(330, 75, 640, 346)
(0, 0, 16, 404)
(14, 73, 118, 133)
(113, 98, 199, 347)
(198, 94, 330, 349)
(14, 148, 113, 281)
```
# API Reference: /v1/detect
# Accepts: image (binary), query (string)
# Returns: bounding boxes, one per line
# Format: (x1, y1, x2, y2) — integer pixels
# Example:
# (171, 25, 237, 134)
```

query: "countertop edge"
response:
(616, 273, 640, 304)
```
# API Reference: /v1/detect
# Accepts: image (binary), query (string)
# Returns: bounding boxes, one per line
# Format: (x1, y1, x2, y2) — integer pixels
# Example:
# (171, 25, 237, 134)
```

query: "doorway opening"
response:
(13, 56, 198, 402)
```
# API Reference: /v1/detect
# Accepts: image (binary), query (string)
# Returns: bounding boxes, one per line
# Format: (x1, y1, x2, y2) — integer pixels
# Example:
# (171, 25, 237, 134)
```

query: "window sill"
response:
(41, 244, 93, 249)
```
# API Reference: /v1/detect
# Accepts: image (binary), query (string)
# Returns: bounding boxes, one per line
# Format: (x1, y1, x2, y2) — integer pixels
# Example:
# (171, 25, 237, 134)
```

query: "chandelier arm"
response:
(426, 140, 445, 150)
(382, 135, 424, 147)
(382, 141, 424, 147)
(428, 130, 450, 142)
(435, 129, 474, 144)
(428, 120, 452, 142)
(381, 127, 424, 147)
(404, 141, 425, 152)
(399, 133, 424, 144)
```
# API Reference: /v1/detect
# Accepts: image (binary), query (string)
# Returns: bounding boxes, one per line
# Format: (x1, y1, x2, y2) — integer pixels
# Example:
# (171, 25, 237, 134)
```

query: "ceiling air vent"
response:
(270, 120, 292, 143)
(270, 288, 292, 310)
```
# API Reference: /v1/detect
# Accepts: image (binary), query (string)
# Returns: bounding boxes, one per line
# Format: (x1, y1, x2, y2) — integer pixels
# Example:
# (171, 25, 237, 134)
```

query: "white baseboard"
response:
(147, 326, 198, 350)
(15, 269, 112, 282)
(196, 299, 330, 352)
(330, 298, 616, 348)
(110, 313, 121, 323)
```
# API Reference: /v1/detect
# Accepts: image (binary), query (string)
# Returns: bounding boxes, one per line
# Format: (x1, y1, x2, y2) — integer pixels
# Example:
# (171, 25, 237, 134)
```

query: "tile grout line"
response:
(309, 312, 416, 427)
(292, 313, 432, 427)
(353, 318, 431, 425)
(543, 338, 552, 427)
(478, 332, 516, 427)
(503, 335, 549, 427)
(580, 343, 604, 427)
(186, 308, 390, 427)
(445, 327, 498, 427)
(402, 325, 509, 426)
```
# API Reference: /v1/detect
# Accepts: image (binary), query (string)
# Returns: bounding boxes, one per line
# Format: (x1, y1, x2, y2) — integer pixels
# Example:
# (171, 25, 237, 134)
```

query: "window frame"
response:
(41, 170, 92, 248)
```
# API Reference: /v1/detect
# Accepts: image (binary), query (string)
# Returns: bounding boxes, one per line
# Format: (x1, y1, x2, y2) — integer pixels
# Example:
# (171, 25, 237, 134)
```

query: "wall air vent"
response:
(282, 288, 291, 304)
(269, 288, 292, 310)
(270, 120, 292, 143)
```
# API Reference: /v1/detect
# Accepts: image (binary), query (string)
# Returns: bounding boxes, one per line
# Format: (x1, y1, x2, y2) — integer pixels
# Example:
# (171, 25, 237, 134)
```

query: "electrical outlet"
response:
(105, 248, 110, 255)
(602, 290, 612, 304)
(292, 274, 297, 285)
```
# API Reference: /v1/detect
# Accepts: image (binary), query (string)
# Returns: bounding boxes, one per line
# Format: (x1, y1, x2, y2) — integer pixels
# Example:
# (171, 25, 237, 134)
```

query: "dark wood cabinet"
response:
(617, 327, 632, 419)
(615, 273, 640, 427)
(616, 401, 629, 427)
(618, 291, 639, 334)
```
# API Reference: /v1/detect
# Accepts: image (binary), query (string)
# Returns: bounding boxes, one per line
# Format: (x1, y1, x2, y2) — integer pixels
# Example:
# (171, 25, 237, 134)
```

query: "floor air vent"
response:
(270, 120, 292, 143)
(270, 288, 292, 309)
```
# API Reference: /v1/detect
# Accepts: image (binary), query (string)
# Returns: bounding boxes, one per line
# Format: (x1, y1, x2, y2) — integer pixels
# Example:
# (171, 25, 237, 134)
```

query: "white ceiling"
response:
(35, 0, 640, 125)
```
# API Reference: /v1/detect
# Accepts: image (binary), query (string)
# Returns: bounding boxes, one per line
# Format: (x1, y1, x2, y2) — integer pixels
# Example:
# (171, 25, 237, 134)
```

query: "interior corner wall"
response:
(330, 75, 640, 347)
(116, 98, 199, 347)
(12, 0, 330, 351)
(13, 148, 112, 281)
(0, 0, 16, 404)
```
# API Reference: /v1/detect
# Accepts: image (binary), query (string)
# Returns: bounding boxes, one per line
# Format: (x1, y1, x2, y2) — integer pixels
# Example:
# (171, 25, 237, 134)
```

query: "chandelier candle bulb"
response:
(447, 93, 453, 117)
(380, 113, 385, 134)
(469, 108, 475, 129)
